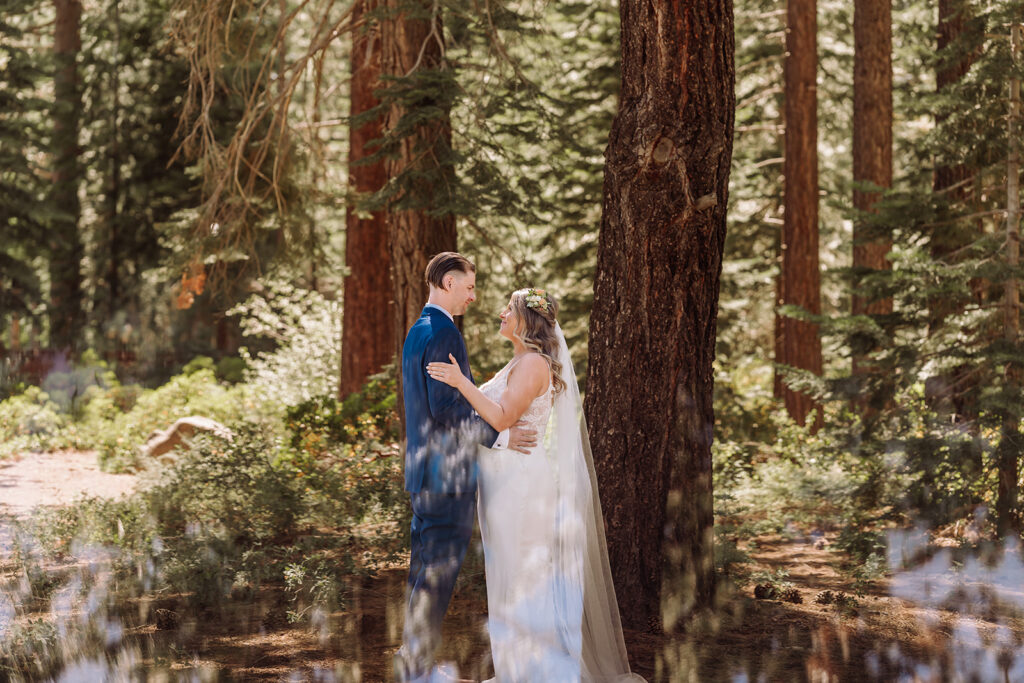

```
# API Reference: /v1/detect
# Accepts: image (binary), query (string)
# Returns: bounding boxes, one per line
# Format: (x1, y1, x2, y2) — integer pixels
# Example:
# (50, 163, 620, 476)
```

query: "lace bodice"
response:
(480, 357, 553, 434)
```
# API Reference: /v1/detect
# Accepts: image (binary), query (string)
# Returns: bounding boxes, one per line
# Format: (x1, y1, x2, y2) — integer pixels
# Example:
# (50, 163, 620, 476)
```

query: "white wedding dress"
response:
(476, 325, 645, 683)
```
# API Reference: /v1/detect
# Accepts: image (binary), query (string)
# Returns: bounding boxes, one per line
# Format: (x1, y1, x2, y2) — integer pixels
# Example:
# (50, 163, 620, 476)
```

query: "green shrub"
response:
(96, 368, 256, 472)
(158, 534, 238, 607)
(713, 529, 752, 576)
(0, 617, 58, 678)
(215, 356, 248, 384)
(833, 520, 887, 563)
(27, 495, 156, 561)
(848, 551, 888, 596)
(0, 355, 256, 467)
(69, 374, 142, 446)
(2, 370, 406, 645)
(0, 386, 70, 458)
(750, 568, 799, 602)
(15, 428, 301, 610)
(280, 367, 406, 537)
(285, 366, 399, 449)
(229, 279, 342, 408)
(181, 355, 215, 375)
(142, 427, 302, 544)
(283, 555, 349, 624)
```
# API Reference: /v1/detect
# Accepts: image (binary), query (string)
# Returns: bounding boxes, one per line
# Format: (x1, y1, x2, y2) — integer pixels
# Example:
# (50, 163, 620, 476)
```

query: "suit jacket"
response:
(402, 306, 499, 494)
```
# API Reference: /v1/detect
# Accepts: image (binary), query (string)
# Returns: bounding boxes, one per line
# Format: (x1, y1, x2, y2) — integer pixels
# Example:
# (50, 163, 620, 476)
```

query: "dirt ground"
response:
(100, 531, 1024, 681)
(2, 451, 1024, 681)
(0, 449, 136, 519)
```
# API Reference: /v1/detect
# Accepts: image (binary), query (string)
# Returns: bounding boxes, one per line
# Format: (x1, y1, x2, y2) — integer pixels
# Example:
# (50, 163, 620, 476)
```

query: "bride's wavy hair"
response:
(508, 288, 567, 395)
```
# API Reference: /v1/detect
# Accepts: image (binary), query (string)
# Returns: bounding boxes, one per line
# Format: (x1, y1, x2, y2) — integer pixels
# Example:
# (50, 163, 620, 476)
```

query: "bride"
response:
(426, 288, 645, 683)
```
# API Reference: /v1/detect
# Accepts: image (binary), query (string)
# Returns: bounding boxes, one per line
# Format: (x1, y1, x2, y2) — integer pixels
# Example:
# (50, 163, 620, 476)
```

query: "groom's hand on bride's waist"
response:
(508, 420, 537, 453)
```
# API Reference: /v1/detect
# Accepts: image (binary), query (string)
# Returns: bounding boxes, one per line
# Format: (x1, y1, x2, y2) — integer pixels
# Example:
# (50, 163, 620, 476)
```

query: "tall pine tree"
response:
(50, 0, 85, 352)
(585, 0, 734, 632)
(340, 0, 393, 398)
(0, 0, 48, 357)
(776, 0, 823, 428)
(851, 0, 893, 345)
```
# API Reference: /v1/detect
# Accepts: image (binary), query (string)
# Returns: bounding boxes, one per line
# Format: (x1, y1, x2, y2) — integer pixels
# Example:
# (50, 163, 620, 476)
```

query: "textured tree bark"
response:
(380, 0, 456, 358)
(340, 0, 395, 399)
(50, 0, 84, 353)
(852, 0, 892, 326)
(584, 0, 734, 633)
(380, 0, 458, 434)
(776, 0, 822, 428)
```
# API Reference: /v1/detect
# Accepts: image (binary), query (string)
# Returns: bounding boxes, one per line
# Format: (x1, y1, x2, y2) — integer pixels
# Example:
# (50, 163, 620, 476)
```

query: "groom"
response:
(394, 252, 536, 683)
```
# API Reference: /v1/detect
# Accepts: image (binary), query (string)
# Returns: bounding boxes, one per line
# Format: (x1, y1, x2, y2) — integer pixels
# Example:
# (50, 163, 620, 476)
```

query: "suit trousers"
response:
(395, 490, 477, 681)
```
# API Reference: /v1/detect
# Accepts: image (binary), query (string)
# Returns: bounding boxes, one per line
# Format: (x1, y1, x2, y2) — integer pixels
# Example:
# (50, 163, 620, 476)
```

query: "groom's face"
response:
(447, 270, 477, 316)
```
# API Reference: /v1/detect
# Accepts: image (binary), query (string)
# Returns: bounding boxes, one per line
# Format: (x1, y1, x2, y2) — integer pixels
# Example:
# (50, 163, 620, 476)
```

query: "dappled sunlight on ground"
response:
(3, 519, 1024, 680)
(1, 452, 1023, 681)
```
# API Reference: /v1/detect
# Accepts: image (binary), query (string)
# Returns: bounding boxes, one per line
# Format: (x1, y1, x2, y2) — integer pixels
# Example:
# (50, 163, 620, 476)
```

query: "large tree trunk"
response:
(339, 0, 395, 399)
(776, 0, 822, 428)
(50, 0, 84, 353)
(584, 0, 734, 634)
(380, 0, 458, 431)
(851, 0, 892, 326)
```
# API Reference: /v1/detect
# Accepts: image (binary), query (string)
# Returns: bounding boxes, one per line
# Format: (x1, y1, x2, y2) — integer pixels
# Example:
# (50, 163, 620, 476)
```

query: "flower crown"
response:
(523, 288, 552, 313)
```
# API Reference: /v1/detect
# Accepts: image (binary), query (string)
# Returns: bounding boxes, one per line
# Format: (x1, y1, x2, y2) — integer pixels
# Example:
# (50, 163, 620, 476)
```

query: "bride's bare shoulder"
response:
(508, 353, 549, 388)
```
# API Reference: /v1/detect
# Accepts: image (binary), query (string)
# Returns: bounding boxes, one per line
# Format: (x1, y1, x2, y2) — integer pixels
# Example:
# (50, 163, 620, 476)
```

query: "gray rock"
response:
(140, 416, 234, 461)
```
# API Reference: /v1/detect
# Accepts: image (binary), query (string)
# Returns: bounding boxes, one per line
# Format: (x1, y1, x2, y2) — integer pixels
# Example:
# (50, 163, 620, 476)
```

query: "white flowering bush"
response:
(229, 280, 342, 409)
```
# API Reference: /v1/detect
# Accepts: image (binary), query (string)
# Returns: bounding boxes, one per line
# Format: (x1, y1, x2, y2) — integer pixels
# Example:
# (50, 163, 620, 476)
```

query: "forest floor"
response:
(2, 451, 1024, 681)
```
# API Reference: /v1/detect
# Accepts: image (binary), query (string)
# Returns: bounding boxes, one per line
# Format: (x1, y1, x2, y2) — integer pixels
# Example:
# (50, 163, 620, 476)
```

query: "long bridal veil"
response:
(550, 324, 646, 683)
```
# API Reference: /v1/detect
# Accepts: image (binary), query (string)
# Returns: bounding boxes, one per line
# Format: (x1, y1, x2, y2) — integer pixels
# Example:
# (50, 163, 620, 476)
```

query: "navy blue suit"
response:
(402, 306, 498, 494)
(396, 305, 498, 681)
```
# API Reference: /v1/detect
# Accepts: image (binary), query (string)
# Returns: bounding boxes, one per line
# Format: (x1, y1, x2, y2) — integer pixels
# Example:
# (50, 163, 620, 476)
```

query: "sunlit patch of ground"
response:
(0, 450, 136, 519)
(702, 528, 1024, 681)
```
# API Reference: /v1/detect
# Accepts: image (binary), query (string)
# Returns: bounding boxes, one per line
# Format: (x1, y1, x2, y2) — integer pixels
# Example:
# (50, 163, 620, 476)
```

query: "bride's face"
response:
(498, 297, 518, 341)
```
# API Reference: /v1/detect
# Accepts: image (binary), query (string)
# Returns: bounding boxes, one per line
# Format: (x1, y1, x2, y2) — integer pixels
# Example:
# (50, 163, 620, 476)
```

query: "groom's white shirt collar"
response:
(424, 303, 454, 322)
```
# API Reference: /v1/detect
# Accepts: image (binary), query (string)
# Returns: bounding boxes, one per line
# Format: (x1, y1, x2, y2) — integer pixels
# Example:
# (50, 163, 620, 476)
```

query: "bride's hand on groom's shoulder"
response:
(426, 353, 468, 390)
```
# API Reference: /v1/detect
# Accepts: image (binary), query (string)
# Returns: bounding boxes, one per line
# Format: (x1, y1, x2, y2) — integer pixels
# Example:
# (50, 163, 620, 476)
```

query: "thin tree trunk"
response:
(931, 0, 974, 275)
(927, 0, 979, 422)
(932, 0, 973, 217)
(99, 0, 122, 346)
(50, 0, 84, 353)
(931, 0, 974, 263)
(380, 0, 458, 430)
(340, 0, 394, 399)
(584, 0, 734, 633)
(777, 0, 822, 428)
(998, 24, 1021, 534)
(851, 0, 892, 328)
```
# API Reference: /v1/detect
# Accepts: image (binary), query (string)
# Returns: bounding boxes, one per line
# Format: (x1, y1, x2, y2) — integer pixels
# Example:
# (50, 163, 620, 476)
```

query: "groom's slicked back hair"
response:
(425, 252, 476, 290)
